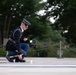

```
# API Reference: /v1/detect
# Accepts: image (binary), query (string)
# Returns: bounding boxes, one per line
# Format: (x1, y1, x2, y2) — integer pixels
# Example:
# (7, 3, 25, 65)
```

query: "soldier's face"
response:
(21, 23, 28, 30)
(24, 24, 28, 30)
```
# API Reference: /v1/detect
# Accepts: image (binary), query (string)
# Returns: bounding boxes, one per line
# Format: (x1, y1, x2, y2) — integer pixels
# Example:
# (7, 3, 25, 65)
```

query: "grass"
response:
(0, 48, 6, 57)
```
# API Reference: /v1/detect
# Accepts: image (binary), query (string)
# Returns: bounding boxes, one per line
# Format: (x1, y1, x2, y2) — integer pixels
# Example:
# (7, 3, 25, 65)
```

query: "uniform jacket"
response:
(6, 26, 23, 54)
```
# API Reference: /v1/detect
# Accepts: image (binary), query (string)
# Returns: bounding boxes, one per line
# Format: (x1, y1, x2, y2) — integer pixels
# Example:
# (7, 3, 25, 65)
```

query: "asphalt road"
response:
(0, 57, 76, 75)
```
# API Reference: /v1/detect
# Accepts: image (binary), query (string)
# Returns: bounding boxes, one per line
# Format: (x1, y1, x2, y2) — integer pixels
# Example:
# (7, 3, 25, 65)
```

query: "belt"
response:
(8, 38, 16, 43)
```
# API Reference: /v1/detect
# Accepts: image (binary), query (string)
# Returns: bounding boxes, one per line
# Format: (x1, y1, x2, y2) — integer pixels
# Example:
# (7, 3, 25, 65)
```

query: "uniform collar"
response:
(20, 26, 24, 32)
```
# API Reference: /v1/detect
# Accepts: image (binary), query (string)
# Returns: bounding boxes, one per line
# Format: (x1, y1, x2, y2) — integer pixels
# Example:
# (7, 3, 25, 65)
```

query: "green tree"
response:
(44, 0, 76, 44)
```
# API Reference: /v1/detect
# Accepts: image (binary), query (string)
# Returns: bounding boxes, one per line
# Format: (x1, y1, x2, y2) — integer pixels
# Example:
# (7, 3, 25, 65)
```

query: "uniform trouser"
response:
(7, 43, 29, 59)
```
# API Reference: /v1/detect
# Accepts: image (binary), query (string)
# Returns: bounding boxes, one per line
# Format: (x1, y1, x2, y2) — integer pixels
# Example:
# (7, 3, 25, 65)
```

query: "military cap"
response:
(22, 18, 31, 26)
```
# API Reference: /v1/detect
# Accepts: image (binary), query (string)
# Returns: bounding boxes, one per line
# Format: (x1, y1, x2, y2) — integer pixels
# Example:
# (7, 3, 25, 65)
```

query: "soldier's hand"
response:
(18, 54, 23, 60)
(23, 38, 28, 41)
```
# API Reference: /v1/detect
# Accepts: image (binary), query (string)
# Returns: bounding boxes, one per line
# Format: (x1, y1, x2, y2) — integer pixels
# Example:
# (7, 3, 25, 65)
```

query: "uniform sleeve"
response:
(13, 30, 21, 54)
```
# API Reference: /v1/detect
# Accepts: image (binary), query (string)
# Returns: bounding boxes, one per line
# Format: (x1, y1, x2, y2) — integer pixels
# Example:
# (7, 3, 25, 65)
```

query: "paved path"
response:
(0, 57, 76, 75)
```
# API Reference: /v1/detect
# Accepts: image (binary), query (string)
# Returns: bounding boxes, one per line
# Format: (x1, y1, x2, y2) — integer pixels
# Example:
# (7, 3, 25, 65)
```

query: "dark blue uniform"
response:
(6, 27, 29, 62)
(6, 18, 31, 62)
(6, 27, 22, 53)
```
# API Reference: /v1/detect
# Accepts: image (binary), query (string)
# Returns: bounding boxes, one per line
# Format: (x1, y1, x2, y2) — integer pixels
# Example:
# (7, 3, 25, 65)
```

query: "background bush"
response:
(0, 40, 76, 57)
(0, 48, 6, 57)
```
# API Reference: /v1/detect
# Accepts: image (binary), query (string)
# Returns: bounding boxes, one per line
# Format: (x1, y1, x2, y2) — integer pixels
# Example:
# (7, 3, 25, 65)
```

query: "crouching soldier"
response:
(6, 18, 31, 62)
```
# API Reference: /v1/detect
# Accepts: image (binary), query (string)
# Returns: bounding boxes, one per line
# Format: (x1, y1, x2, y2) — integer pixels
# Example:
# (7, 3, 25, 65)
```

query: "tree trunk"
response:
(0, 31, 2, 45)
(6, 14, 12, 38)
(0, 15, 8, 45)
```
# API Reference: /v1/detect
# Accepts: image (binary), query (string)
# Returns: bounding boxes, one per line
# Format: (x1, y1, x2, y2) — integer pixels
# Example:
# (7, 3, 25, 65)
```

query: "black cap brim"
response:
(22, 18, 31, 26)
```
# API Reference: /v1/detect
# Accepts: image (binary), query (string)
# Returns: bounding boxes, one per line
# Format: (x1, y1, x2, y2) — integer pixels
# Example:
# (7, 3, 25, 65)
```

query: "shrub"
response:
(0, 48, 6, 57)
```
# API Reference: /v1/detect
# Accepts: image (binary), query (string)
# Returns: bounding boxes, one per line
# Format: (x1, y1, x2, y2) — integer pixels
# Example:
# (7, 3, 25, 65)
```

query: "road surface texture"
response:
(0, 57, 76, 75)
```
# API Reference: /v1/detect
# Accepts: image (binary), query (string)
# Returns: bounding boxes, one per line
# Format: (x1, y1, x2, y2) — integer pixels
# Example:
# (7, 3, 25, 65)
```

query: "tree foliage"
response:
(44, 0, 76, 44)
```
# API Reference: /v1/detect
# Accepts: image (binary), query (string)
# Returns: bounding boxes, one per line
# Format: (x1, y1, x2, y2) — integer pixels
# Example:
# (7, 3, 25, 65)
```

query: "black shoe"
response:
(15, 57, 25, 62)
(19, 59, 25, 62)
(6, 55, 14, 62)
